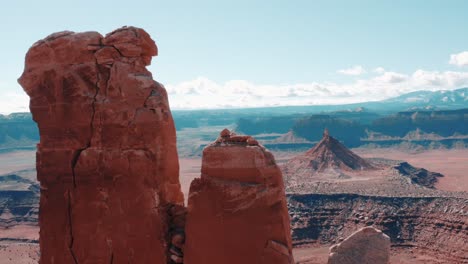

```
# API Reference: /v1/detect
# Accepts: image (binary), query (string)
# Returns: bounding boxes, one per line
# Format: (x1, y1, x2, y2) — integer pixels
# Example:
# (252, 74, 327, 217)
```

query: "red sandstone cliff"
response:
(18, 27, 183, 263)
(184, 129, 295, 264)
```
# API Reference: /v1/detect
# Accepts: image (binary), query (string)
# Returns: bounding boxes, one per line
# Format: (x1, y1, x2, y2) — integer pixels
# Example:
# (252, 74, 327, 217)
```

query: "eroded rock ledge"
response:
(19, 26, 183, 263)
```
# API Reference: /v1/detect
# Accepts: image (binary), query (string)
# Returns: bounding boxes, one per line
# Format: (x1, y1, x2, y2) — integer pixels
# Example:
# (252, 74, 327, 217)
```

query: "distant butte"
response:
(303, 128, 375, 172)
(282, 129, 447, 192)
(282, 129, 376, 184)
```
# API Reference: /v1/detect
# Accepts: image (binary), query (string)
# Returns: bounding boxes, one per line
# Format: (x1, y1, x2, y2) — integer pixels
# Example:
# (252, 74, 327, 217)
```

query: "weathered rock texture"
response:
(18, 27, 183, 263)
(184, 129, 294, 264)
(393, 162, 443, 188)
(328, 226, 390, 264)
(289, 193, 468, 263)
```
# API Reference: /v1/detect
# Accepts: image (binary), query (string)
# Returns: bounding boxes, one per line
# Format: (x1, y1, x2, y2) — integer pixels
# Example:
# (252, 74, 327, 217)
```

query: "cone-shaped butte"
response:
(283, 128, 375, 177)
(18, 27, 183, 263)
(184, 129, 294, 264)
(282, 129, 377, 190)
(304, 129, 374, 172)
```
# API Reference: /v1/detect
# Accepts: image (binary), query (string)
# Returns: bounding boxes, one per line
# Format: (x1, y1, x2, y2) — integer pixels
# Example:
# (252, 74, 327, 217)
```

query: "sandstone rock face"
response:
(18, 27, 183, 263)
(184, 129, 294, 264)
(328, 226, 390, 264)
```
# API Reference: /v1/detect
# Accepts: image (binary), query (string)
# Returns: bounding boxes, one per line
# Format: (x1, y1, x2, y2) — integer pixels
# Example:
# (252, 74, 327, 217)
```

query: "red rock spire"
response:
(323, 128, 330, 138)
(184, 130, 295, 264)
(19, 27, 183, 263)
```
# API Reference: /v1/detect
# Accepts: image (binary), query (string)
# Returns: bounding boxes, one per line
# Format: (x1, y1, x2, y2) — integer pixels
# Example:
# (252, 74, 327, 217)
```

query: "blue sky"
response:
(1, 0, 468, 112)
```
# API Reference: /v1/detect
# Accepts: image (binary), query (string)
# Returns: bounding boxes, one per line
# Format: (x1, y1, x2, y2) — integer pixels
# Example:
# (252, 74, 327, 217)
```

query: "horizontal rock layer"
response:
(289, 193, 468, 263)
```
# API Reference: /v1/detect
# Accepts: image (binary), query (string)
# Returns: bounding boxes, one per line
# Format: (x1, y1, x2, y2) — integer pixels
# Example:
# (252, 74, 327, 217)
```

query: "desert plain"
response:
(0, 147, 466, 263)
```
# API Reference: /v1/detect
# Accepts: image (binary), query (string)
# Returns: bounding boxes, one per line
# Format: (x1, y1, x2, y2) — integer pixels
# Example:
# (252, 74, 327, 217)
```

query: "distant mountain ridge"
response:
(0, 112, 38, 150)
(371, 108, 468, 138)
(241, 107, 468, 150)
(383, 88, 467, 105)
(343, 87, 468, 113)
(3, 87, 467, 117)
(1, 88, 467, 151)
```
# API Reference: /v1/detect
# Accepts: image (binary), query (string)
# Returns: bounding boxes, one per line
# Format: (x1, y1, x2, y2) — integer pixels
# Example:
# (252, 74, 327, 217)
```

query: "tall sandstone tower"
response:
(184, 130, 294, 264)
(19, 27, 183, 263)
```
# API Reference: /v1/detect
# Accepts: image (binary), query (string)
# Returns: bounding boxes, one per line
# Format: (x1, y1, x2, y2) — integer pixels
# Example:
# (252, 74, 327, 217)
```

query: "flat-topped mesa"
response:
(184, 129, 294, 264)
(18, 26, 183, 263)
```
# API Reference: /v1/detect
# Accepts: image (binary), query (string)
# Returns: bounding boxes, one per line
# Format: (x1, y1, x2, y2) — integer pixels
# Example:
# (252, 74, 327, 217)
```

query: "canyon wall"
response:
(0, 174, 38, 228)
(184, 130, 295, 264)
(289, 193, 468, 263)
(19, 27, 183, 263)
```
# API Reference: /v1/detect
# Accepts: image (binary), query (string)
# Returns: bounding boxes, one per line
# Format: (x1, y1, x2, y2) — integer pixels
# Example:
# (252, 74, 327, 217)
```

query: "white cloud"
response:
(449, 51, 468, 67)
(165, 69, 468, 110)
(374, 71, 408, 83)
(0, 91, 29, 114)
(2, 69, 468, 113)
(412, 69, 468, 87)
(374, 67, 385, 74)
(337, 65, 366, 76)
(3, 65, 468, 113)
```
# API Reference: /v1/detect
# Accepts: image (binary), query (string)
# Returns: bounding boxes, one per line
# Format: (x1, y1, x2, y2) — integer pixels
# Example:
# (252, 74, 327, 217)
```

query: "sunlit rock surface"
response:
(184, 129, 294, 264)
(18, 26, 183, 263)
